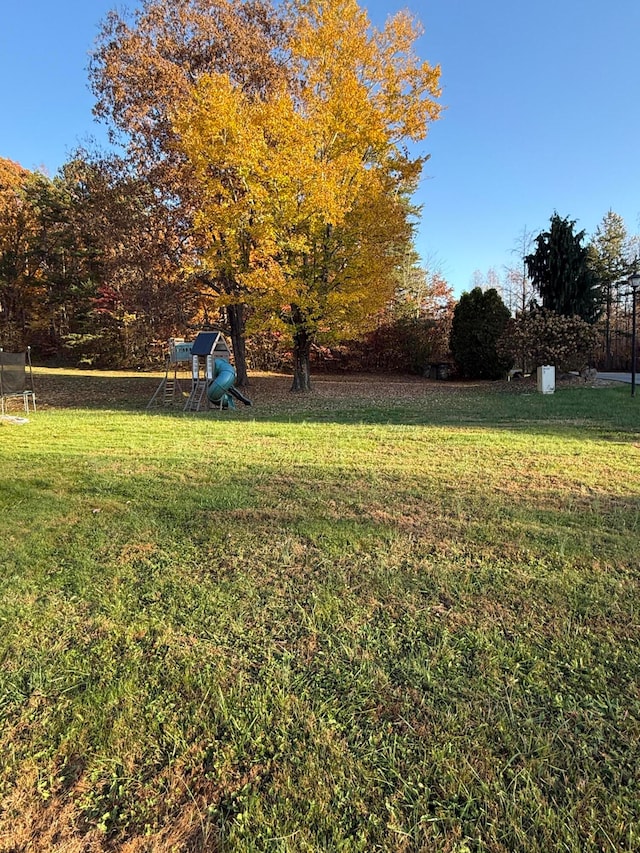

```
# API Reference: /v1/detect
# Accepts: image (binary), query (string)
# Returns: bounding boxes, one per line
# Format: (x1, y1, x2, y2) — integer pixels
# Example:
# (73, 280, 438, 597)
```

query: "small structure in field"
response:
(0, 347, 36, 414)
(147, 331, 250, 412)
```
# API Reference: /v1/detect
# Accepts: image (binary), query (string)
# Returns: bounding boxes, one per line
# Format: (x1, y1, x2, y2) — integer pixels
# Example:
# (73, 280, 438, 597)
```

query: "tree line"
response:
(1, 0, 452, 390)
(464, 212, 639, 376)
(2, 1, 637, 384)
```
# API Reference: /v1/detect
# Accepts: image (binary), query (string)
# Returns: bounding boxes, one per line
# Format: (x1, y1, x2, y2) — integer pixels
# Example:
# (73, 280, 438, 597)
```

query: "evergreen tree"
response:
(449, 287, 512, 379)
(589, 210, 631, 367)
(526, 213, 600, 323)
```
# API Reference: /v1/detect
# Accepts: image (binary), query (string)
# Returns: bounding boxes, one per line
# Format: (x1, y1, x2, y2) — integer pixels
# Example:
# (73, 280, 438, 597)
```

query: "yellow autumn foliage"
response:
(172, 0, 442, 358)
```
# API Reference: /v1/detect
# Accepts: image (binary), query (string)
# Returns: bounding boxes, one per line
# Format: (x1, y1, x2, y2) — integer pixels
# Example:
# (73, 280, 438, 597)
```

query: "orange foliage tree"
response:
(0, 159, 48, 348)
(90, 0, 289, 383)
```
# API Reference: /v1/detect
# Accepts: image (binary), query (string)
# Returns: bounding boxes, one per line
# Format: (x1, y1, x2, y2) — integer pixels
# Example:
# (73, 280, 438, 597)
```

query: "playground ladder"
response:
(184, 379, 208, 412)
(163, 378, 177, 406)
(147, 360, 187, 410)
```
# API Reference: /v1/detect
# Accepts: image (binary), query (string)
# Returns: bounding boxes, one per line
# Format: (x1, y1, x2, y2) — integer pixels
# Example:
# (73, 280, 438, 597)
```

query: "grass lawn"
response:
(0, 369, 639, 852)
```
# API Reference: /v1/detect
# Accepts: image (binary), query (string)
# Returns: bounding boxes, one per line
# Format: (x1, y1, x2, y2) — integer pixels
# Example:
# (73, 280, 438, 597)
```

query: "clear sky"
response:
(1, 0, 639, 295)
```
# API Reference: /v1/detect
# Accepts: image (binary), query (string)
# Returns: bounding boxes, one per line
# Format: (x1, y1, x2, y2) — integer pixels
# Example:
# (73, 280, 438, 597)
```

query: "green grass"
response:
(1, 374, 639, 851)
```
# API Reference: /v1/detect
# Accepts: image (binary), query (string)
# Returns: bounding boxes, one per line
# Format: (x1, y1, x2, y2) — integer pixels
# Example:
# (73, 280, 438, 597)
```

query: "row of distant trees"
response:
(1, 0, 453, 389)
(1, 0, 636, 384)
(450, 211, 638, 380)
(0, 151, 454, 376)
(470, 212, 639, 373)
(3, 146, 635, 383)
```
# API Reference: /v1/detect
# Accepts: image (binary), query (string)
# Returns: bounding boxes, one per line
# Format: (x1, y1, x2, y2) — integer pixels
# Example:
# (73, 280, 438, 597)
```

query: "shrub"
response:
(497, 308, 601, 372)
(449, 288, 512, 379)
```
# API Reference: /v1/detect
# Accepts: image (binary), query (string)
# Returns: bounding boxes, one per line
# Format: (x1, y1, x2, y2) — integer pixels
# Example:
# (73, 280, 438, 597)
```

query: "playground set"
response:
(147, 331, 251, 411)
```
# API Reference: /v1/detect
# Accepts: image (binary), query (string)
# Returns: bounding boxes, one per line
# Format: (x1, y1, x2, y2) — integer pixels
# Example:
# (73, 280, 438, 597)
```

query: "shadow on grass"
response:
(31, 370, 167, 412)
(27, 368, 640, 436)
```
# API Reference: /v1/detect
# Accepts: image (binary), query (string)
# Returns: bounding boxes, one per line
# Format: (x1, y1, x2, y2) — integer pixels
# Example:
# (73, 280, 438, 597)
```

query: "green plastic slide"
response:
(207, 358, 252, 407)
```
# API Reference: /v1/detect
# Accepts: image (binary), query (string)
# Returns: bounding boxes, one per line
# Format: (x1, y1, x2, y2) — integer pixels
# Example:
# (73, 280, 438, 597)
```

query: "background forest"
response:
(0, 150, 455, 376)
(0, 0, 638, 382)
(4, 153, 638, 381)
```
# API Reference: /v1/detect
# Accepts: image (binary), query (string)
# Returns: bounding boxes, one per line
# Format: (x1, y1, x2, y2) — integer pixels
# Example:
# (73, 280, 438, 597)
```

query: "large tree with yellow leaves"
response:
(173, 0, 441, 389)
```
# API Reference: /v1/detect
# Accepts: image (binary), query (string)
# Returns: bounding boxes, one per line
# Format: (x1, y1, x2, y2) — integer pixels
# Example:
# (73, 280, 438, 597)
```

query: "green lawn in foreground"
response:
(0, 373, 639, 851)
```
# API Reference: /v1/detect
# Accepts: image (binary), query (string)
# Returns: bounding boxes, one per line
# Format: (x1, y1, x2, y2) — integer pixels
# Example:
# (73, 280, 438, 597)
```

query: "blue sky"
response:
(1, 0, 639, 295)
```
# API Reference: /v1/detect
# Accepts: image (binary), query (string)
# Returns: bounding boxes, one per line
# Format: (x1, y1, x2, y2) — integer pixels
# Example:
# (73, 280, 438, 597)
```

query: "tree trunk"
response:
(604, 284, 612, 370)
(291, 325, 312, 392)
(227, 303, 249, 386)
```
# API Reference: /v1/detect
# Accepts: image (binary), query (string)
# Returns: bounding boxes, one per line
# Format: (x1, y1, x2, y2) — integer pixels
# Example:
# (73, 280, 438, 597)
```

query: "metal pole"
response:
(627, 275, 640, 398)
